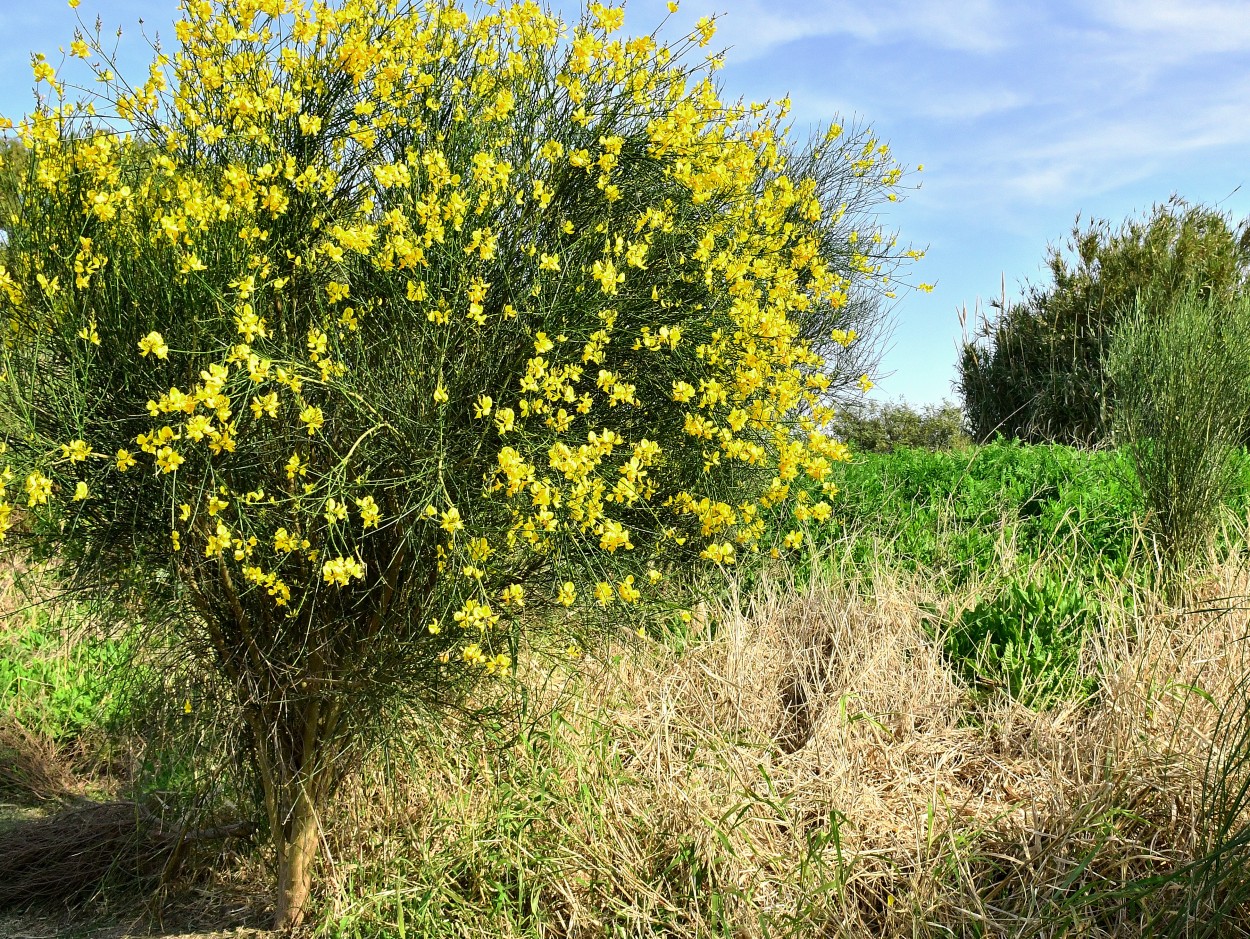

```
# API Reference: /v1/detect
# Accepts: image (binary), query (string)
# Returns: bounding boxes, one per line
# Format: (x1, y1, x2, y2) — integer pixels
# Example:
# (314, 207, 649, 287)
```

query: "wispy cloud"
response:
(652, 0, 1015, 61)
(910, 88, 1028, 122)
(1086, 0, 1250, 59)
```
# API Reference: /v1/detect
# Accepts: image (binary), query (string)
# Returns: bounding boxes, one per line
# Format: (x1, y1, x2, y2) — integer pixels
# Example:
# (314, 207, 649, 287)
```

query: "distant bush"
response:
(832, 399, 968, 453)
(958, 198, 1250, 446)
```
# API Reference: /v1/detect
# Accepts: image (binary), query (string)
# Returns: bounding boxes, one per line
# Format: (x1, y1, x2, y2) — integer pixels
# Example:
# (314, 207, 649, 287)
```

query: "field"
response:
(6, 440, 1250, 937)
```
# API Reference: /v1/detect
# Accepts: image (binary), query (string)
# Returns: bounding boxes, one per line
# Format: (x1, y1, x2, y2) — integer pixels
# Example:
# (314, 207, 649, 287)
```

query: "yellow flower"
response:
(700, 541, 736, 564)
(440, 505, 464, 535)
(593, 581, 614, 606)
(73, 481, 89, 501)
(300, 406, 325, 435)
(170, 530, 181, 552)
(557, 581, 576, 606)
(473, 395, 492, 418)
(115, 449, 136, 472)
(433, 384, 449, 405)
(138, 331, 169, 359)
(286, 452, 307, 479)
(155, 446, 184, 474)
(324, 498, 348, 525)
(322, 555, 365, 587)
(617, 576, 640, 603)
(25, 472, 52, 506)
(598, 519, 633, 552)
(61, 439, 91, 462)
(857, 374, 875, 393)
(355, 495, 380, 529)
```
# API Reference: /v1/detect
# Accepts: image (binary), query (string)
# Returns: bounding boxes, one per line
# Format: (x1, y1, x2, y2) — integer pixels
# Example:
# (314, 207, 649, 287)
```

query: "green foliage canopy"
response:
(958, 198, 1250, 445)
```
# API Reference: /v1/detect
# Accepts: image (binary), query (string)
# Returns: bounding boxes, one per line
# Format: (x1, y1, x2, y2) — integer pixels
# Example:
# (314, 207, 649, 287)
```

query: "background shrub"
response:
(958, 198, 1250, 446)
(1105, 291, 1250, 578)
(831, 398, 968, 453)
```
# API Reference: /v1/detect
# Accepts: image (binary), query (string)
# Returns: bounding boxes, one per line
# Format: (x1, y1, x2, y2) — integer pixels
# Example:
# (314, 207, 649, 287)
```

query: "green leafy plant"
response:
(939, 576, 1097, 709)
(790, 441, 1150, 587)
(0, 608, 125, 743)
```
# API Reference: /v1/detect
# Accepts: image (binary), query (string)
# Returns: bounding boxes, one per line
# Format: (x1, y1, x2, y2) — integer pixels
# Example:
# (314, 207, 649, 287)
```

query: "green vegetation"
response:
(1106, 290, 1250, 578)
(0, 606, 125, 744)
(958, 198, 1250, 445)
(829, 398, 968, 453)
(802, 440, 1159, 585)
(937, 575, 1097, 709)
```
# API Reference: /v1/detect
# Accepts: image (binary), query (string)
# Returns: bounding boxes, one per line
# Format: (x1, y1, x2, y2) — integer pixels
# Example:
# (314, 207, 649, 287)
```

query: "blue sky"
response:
(3, 0, 1248, 406)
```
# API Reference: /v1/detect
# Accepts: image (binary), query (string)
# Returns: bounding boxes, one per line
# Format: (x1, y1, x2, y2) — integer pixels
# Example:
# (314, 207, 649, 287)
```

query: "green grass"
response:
(0, 605, 127, 744)
(770, 440, 1250, 589)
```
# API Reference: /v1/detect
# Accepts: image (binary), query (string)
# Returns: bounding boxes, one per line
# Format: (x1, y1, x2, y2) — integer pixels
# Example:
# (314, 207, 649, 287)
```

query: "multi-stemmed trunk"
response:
(246, 691, 345, 930)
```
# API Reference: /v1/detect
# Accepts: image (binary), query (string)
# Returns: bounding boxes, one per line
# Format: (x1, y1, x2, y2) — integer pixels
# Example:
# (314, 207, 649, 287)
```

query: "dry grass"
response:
(0, 800, 176, 908)
(0, 714, 81, 804)
(321, 551, 1250, 938)
(8, 538, 1250, 936)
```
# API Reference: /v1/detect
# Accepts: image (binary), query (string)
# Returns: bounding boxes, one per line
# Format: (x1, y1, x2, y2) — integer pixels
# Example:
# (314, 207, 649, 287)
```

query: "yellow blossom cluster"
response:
(0, 0, 921, 675)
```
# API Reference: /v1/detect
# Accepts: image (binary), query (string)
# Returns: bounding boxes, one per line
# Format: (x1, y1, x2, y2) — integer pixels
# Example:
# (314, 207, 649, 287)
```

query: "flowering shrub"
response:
(0, 0, 920, 926)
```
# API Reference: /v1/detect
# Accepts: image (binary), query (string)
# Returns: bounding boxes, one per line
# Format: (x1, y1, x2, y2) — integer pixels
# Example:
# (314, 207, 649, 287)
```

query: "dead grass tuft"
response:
(0, 714, 81, 804)
(321, 550, 1250, 937)
(0, 800, 174, 910)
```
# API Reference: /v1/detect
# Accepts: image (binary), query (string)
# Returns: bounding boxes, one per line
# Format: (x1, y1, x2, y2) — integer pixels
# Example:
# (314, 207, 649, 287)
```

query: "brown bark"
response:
(273, 779, 320, 930)
(268, 689, 345, 930)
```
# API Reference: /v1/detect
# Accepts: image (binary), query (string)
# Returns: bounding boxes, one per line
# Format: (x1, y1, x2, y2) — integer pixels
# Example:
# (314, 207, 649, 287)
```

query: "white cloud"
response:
(1086, 0, 1250, 58)
(911, 88, 1027, 121)
(927, 73, 1250, 212)
(665, 0, 1015, 61)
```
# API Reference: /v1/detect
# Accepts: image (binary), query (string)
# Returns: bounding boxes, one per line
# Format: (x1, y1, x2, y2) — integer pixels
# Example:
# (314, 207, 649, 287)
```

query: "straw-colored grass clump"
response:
(324, 554, 1250, 937)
